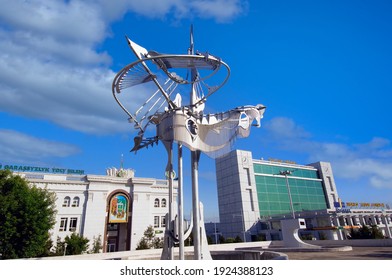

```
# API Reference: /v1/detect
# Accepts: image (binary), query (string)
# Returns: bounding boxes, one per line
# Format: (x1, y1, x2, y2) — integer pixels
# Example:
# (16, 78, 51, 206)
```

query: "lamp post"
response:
(279, 170, 295, 219)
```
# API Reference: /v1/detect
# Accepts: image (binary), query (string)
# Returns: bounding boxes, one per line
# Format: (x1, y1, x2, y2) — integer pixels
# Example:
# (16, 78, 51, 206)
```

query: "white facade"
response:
(215, 150, 260, 241)
(17, 168, 176, 252)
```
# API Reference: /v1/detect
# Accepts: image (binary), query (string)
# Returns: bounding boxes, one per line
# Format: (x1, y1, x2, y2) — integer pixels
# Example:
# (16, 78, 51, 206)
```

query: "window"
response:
(72, 197, 80, 207)
(62, 196, 70, 207)
(248, 189, 255, 211)
(154, 198, 160, 207)
(69, 218, 78, 232)
(244, 168, 252, 186)
(161, 198, 167, 208)
(161, 216, 166, 228)
(327, 176, 334, 191)
(59, 218, 68, 231)
(154, 216, 160, 228)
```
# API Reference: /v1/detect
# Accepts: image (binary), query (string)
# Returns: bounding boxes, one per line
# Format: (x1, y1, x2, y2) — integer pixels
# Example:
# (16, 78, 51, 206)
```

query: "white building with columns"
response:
(11, 166, 176, 252)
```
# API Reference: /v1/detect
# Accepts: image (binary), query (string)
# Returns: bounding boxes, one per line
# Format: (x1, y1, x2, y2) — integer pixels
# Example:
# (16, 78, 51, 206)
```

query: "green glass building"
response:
(215, 150, 392, 241)
(215, 149, 338, 241)
(254, 163, 328, 218)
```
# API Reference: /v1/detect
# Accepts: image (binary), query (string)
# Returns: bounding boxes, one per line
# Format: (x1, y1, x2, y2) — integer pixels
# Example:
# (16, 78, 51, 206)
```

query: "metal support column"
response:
(178, 144, 185, 259)
(191, 150, 201, 260)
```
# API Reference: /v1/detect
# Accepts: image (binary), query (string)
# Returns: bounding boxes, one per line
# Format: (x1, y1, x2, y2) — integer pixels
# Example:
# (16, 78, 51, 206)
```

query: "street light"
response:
(279, 170, 295, 219)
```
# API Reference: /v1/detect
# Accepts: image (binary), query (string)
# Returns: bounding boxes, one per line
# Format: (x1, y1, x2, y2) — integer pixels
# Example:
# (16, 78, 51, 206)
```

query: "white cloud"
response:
(189, 0, 248, 22)
(103, 0, 247, 22)
(0, 1, 107, 44)
(263, 117, 392, 189)
(264, 117, 311, 139)
(0, 0, 247, 136)
(0, 129, 80, 164)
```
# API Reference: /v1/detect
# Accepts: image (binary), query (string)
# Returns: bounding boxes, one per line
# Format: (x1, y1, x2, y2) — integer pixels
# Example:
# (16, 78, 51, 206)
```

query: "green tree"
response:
(64, 233, 90, 255)
(349, 225, 385, 239)
(234, 235, 243, 243)
(136, 226, 163, 250)
(89, 235, 103, 254)
(370, 225, 385, 239)
(0, 170, 56, 259)
(52, 236, 66, 256)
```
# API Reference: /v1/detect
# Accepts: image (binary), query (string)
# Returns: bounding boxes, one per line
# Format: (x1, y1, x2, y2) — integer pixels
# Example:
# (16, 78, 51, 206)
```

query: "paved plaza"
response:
(283, 247, 392, 260)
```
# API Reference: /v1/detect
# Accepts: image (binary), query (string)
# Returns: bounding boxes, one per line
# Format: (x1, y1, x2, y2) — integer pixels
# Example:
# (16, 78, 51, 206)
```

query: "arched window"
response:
(72, 196, 80, 207)
(154, 198, 160, 207)
(161, 198, 167, 208)
(62, 196, 70, 207)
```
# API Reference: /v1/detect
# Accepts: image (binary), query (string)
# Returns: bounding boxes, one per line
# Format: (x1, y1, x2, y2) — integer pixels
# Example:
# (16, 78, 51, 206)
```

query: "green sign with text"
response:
(0, 164, 84, 175)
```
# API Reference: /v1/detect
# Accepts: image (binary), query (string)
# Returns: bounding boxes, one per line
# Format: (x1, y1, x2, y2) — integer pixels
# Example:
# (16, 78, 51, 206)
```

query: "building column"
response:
(351, 215, 358, 226)
(370, 215, 377, 226)
(358, 215, 365, 226)
(345, 215, 352, 226)
(381, 215, 392, 238)
(332, 216, 344, 240)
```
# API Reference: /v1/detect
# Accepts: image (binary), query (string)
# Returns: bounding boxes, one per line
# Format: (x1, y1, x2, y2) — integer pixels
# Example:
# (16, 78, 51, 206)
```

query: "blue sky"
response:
(1, 0, 392, 221)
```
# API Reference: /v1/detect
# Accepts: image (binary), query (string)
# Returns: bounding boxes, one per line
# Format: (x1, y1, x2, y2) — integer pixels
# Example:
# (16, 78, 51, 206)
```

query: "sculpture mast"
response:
(111, 25, 266, 260)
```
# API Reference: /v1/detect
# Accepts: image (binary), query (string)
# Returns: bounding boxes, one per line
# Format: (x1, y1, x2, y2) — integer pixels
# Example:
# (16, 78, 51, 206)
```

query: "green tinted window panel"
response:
(269, 204, 280, 211)
(287, 178, 297, 186)
(315, 182, 323, 189)
(291, 195, 300, 203)
(297, 188, 308, 195)
(298, 179, 307, 186)
(278, 195, 290, 203)
(300, 169, 317, 179)
(268, 194, 280, 201)
(307, 188, 317, 195)
(257, 190, 268, 196)
(304, 180, 313, 187)
(308, 180, 317, 187)
(253, 164, 262, 173)
(307, 197, 318, 204)
(310, 203, 321, 210)
(255, 175, 265, 184)
(290, 186, 299, 194)
(266, 186, 278, 194)
(275, 166, 284, 175)
(264, 176, 275, 184)
(258, 200, 268, 207)
(277, 186, 288, 194)
(259, 193, 269, 199)
(298, 196, 310, 203)
(279, 202, 291, 211)
(319, 196, 327, 203)
(293, 204, 302, 212)
(265, 166, 274, 174)
(275, 177, 286, 185)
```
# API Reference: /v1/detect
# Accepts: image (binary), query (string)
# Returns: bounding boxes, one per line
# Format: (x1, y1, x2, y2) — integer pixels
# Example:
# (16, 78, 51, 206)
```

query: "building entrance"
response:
(104, 192, 132, 252)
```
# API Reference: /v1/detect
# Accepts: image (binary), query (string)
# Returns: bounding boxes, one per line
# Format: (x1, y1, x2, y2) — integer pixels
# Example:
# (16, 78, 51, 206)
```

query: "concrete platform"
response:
(282, 246, 392, 260)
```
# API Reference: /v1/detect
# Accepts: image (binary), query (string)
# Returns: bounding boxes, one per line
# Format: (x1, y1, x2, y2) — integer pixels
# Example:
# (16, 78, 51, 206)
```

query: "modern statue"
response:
(112, 26, 266, 260)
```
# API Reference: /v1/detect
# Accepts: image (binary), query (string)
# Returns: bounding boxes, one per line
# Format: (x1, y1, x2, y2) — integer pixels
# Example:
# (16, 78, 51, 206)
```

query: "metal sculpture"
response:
(112, 26, 266, 260)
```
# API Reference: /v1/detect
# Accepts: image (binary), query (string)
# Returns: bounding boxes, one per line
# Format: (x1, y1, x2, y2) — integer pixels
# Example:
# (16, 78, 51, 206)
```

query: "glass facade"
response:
(254, 163, 327, 217)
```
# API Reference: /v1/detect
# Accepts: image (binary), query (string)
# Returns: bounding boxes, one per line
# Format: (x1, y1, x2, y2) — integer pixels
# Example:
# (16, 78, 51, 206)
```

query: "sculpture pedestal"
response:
(281, 219, 320, 248)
